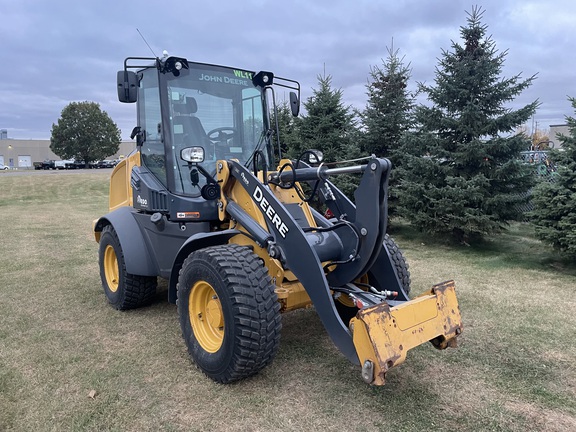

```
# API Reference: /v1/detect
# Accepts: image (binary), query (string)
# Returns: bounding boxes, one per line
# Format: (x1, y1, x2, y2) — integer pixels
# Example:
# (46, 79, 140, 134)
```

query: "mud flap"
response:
(350, 280, 463, 385)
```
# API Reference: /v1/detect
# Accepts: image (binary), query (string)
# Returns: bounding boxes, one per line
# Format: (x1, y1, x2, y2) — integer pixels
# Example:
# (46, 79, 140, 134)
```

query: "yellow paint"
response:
(218, 159, 318, 312)
(108, 152, 141, 212)
(189, 281, 224, 353)
(350, 280, 462, 385)
(103, 245, 119, 293)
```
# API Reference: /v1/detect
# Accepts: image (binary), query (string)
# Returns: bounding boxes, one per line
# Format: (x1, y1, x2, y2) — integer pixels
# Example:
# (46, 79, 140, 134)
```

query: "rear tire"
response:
(98, 225, 157, 310)
(382, 233, 411, 295)
(177, 244, 281, 383)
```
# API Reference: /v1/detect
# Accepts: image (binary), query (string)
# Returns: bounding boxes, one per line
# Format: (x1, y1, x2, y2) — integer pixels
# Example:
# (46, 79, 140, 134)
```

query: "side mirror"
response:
(117, 70, 138, 103)
(181, 146, 205, 163)
(290, 91, 300, 117)
(300, 149, 323, 165)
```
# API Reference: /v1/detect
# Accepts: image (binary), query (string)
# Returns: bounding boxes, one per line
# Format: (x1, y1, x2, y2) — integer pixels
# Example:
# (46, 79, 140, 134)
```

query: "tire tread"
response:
(100, 225, 157, 310)
(177, 244, 281, 383)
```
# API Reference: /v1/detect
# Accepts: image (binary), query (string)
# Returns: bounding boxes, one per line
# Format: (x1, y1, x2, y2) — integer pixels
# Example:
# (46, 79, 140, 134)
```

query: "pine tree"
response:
(361, 46, 415, 217)
(296, 74, 359, 198)
(531, 97, 576, 257)
(271, 101, 301, 162)
(398, 7, 538, 243)
(297, 74, 357, 164)
(361, 46, 414, 159)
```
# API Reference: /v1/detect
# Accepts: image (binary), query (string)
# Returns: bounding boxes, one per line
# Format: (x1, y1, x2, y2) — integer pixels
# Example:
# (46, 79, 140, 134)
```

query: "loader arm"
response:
(218, 160, 359, 363)
(217, 157, 463, 384)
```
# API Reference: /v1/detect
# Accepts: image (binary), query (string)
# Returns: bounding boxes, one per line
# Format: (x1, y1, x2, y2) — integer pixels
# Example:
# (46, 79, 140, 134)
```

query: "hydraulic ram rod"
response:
(276, 164, 367, 183)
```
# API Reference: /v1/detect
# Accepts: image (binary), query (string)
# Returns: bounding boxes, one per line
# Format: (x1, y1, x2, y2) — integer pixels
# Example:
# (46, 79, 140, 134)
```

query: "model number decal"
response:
(252, 186, 289, 238)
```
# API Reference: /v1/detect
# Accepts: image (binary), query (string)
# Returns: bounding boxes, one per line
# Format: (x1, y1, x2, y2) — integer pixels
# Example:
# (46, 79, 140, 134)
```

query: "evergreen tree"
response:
(296, 74, 359, 199)
(271, 101, 300, 161)
(531, 97, 576, 257)
(361, 46, 414, 159)
(397, 7, 537, 243)
(51, 101, 121, 166)
(361, 46, 415, 217)
(297, 74, 357, 164)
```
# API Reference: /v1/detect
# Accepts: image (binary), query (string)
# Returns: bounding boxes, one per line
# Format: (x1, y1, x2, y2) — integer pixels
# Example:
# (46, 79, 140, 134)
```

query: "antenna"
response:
(136, 28, 158, 58)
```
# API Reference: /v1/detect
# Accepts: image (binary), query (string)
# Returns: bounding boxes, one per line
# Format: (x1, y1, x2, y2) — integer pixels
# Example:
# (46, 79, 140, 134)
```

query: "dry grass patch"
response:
(1, 171, 575, 431)
(505, 401, 576, 432)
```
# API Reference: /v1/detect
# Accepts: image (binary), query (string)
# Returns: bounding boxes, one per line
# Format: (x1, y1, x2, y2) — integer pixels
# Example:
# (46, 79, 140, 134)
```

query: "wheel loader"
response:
(93, 55, 462, 385)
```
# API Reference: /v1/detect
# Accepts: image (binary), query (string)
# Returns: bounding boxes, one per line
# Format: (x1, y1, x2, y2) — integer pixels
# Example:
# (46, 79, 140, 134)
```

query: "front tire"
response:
(177, 244, 281, 383)
(98, 225, 157, 310)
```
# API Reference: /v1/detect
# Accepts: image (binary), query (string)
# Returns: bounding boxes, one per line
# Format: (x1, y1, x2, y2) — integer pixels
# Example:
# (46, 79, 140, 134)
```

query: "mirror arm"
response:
(194, 163, 217, 184)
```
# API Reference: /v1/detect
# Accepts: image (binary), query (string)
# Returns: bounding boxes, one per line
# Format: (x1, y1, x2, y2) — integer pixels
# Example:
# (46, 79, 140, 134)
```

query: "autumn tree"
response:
(397, 7, 537, 243)
(517, 124, 551, 150)
(50, 101, 121, 166)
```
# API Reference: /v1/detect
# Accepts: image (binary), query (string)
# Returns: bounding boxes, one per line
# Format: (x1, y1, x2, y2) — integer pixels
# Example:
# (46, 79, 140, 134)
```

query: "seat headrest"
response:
(174, 97, 198, 115)
(185, 97, 198, 114)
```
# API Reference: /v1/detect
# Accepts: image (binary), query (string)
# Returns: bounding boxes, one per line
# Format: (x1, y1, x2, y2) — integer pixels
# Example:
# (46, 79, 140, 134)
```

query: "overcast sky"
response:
(1, 0, 574, 140)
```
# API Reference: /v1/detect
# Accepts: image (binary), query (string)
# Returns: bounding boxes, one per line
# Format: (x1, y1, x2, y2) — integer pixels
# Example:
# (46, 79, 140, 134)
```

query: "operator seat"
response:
(173, 97, 211, 151)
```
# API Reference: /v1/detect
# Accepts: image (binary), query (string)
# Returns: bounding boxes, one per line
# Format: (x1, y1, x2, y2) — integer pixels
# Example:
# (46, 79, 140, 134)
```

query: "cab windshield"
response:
(166, 64, 267, 196)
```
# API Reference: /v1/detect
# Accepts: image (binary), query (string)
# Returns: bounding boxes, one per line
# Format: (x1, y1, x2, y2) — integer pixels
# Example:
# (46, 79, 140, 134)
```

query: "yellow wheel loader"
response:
(93, 55, 462, 385)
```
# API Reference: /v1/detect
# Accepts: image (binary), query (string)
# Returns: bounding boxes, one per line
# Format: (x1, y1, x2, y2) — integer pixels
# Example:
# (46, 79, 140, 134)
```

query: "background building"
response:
(549, 124, 569, 149)
(0, 135, 135, 168)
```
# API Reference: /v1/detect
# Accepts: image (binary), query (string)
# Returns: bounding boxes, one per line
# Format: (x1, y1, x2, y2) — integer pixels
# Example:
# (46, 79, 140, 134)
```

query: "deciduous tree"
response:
(50, 101, 121, 166)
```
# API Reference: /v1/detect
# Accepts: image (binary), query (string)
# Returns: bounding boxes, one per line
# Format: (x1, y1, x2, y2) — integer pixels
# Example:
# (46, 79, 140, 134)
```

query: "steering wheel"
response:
(207, 127, 237, 143)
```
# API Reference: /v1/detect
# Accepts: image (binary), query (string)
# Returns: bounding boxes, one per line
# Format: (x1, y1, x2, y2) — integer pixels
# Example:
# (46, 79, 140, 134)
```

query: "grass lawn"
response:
(0, 170, 575, 431)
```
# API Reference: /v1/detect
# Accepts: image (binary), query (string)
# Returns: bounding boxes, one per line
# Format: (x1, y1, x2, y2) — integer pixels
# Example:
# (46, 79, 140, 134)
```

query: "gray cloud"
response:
(1, 0, 574, 139)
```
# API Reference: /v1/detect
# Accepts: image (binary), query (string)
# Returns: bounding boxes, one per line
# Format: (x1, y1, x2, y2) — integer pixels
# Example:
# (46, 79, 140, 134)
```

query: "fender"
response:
(167, 229, 242, 303)
(93, 206, 158, 276)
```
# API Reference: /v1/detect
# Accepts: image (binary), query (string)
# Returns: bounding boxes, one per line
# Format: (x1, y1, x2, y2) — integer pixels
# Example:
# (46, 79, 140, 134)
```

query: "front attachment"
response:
(350, 280, 462, 385)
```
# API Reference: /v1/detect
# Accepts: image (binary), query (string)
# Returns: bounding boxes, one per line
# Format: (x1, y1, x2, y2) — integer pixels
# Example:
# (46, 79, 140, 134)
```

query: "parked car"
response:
(54, 159, 74, 169)
(0, 163, 10, 170)
(97, 160, 116, 168)
(69, 160, 84, 169)
(42, 160, 55, 170)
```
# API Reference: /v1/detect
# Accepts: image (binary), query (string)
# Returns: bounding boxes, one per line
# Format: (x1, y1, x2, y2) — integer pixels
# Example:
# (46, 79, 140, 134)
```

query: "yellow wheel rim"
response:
(189, 281, 224, 353)
(337, 293, 356, 308)
(104, 245, 119, 293)
(337, 274, 370, 307)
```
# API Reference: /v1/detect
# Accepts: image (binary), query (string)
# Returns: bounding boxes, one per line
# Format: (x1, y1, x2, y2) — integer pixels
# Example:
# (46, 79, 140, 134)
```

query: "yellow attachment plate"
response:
(350, 280, 462, 385)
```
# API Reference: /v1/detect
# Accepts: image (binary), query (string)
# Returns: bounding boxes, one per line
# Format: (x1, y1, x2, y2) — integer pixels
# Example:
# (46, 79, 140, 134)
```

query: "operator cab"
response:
(117, 56, 300, 221)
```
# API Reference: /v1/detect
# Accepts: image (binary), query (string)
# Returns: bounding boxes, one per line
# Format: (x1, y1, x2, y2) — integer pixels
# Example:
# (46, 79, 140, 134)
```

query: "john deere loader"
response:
(93, 55, 462, 385)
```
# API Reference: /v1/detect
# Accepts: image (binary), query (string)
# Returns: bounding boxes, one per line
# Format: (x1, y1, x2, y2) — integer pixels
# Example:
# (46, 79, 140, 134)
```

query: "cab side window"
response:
(139, 72, 167, 186)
